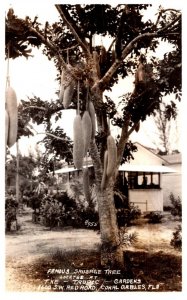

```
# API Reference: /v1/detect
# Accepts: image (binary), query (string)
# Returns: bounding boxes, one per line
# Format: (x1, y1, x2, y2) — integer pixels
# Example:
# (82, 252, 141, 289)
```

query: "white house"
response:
(161, 153, 182, 207)
(52, 142, 176, 212)
(118, 143, 175, 212)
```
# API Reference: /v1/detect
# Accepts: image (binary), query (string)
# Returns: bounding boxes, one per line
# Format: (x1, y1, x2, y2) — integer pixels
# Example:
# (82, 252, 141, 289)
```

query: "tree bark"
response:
(97, 182, 124, 268)
(90, 140, 124, 268)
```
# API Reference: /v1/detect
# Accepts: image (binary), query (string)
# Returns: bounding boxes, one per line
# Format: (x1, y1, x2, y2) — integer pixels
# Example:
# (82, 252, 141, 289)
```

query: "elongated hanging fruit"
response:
(83, 168, 91, 203)
(88, 101, 96, 139)
(73, 114, 84, 169)
(59, 69, 65, 103)
(106, 135, 117, 179)
(99, 46, 107, 65)
(59, 64, 75, 109)
(135, 62, 145, 84)
(101, 150, 108, 191)
(63, 80, 76, 109)
(5, 109, 9, 147)
(6, 86, 18, 148)
(82, 111, 92, 156)
(135, 121, 140, 132)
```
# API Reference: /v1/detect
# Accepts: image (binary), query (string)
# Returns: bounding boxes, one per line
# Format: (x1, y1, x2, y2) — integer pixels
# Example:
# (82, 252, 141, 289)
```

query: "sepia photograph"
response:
(3, 1, 184, 298)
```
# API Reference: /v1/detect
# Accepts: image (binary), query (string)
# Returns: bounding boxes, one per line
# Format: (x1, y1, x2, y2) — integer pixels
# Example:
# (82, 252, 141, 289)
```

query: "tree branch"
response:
(155, 9, 181, 27)
(107, 38, 116, 52)
(22, 105, 46, 111)
(27, 123, 72, 155)
(92, 13, 181, 92)
(157, 14, 181, 33)
(55, 5, 90, 58)
(28, 26, 67, 68)
(38, 132, 68, 142)
(28, 25, 80, 81)
(115, 5, 129, 59)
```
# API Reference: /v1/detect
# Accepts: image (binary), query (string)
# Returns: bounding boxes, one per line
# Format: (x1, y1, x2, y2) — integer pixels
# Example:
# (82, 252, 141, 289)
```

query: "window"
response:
(128, 172, 160, 189)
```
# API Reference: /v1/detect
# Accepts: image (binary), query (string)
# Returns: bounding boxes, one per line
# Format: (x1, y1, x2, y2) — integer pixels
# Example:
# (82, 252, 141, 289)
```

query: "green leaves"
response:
(6, 9, 42, 59)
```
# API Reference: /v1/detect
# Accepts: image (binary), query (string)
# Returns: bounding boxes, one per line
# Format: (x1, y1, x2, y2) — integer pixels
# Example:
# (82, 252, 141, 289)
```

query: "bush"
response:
(5, 197, 18, 231)
(170, 225, 182, 250)
(169, 193, 182, 218)
(34, 190, 99, 229)
(163, 205, 172, 212)
(117, 203, 141, 227)
(145, 211, 163, 224)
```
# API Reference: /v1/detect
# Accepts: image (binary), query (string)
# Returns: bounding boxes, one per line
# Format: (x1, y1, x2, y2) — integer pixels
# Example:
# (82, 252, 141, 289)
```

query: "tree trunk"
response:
(97, 182, 124, 268)
(16, 141, 20, 204)
(90, 140, 124, 268)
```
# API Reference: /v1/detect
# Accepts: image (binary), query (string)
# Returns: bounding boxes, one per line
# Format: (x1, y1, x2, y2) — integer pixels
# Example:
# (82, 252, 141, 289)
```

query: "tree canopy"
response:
(5, 4, 181, 167)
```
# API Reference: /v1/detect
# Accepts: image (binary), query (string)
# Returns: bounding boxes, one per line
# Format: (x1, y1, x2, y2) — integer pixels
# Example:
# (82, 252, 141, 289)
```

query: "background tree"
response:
(152, 102, 179, 155)
(5, 4, 181, 267)
(6, 148, 38, 195)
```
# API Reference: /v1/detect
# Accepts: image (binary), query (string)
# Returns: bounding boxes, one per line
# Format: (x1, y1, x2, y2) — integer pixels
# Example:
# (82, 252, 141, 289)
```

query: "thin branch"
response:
(127, 122, 139, 137)
(28, 25, 80, 81)
(107, 38, 116, 52)
(37, 132, 67, 141)
(115, 5, 129, 58)
(28, 26, 66, 68)
(55, 5, 90, 58)
(155, 11, 163, 27)
(60, 43, 79, 52)
(155, 8, 180, 27)
(22, 105, 46, 111)
(162, 8, 181, 13)
(157, 14, 181, 33)
(27, 124, 72, 155)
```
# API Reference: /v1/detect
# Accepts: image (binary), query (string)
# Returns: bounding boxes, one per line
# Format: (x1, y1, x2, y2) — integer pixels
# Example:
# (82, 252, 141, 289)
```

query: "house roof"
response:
(161, 153, 182, 164)
(53, 163, 175, 175)
(53, 143, 177, 175)
(134, 142, 170, 165)
(53, 165, 92, 174)
(119, 164, 176, 173)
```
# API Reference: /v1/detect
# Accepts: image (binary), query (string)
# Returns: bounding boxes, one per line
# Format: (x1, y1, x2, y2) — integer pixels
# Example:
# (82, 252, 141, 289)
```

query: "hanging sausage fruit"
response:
(73, 113, 84, 169)
(5, 86, 18, 148)
(59, 63, 76, 109)
(100, 134, 117, 190)
(88, 100, 96, 140)
(82, 110, 92, 157)
(133, 55, 147, 95)
(5, 109, 9, 147)
(73, 81, 84, 169)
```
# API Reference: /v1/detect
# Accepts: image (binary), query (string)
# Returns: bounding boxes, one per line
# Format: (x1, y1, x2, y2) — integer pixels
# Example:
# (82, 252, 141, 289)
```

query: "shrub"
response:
(169, 193, 182, 218)
(170, 225, 182, 250)
(145, 211, 163, 224)
(163, 205, 172, 212)
(129, 203, 141, 221)
(119, 227, 138, 247)
(117, 203, 141, 227)
(5, 196, 18, 231)
(34, 190, 99, 229)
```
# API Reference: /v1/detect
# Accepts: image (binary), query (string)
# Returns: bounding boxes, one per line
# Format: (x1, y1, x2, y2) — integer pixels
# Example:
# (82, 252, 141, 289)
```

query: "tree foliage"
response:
(6, 4, 181, 143)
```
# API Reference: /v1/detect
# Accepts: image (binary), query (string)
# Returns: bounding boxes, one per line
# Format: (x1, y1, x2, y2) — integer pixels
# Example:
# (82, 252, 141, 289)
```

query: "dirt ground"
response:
(5, 207, 182, 292)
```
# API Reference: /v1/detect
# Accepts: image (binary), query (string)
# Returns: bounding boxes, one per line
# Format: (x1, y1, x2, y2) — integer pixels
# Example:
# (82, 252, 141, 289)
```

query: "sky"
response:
(3, 1, 184, 157)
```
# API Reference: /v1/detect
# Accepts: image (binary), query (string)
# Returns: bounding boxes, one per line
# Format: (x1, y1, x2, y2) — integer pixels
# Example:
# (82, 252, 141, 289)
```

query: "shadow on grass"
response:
(6, 248, 182, 292)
